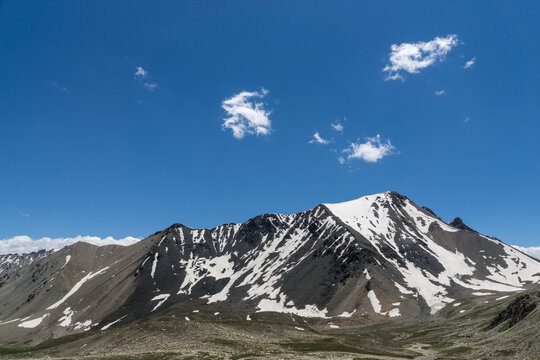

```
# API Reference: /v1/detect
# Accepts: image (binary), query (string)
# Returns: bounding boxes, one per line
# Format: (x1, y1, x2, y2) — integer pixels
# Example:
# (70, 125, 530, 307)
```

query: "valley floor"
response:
(1, 289, 538, 360)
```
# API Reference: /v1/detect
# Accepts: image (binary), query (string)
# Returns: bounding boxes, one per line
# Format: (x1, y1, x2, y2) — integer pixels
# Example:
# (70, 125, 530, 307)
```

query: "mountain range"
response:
(0, 191, 538, 349)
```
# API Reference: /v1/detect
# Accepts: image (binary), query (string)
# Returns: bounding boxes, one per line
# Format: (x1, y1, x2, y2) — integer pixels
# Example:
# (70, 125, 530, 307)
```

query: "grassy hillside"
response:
(1, 287, 538, 359)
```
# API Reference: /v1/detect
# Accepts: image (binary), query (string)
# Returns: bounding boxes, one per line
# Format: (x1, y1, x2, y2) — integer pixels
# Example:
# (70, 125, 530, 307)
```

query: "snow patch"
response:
(101, 315, 127, 330)
(337, 309, 357, 318)
(151, 252, 159, 279)
(363, 268, 371, 280)
(61, 255, 71, 269)
(18, 314, 49, 328)
(150, 294, 170, 312)
(256, 298, 328, 318)
(367, 290, 382, 314)
(0, 318, 20, 326)
(58, 307, 74, 327)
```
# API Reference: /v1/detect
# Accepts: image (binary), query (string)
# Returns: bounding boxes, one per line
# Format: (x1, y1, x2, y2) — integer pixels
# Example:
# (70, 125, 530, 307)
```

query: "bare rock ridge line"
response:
(0, 190, 539, 346)
(0, 249, 53, 276)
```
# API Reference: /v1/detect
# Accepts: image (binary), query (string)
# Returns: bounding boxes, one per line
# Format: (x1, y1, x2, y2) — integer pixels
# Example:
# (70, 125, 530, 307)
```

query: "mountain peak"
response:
(449, 217, 477, 232)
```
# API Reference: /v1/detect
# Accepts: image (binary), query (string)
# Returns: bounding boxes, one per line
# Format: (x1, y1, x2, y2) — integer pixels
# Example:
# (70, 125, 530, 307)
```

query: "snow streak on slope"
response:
(46, 267, 109, 310)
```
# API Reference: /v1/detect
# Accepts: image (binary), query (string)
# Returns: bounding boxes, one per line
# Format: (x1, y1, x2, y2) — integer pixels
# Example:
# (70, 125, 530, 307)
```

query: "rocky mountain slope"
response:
(0, 191, 538, 346)
(0, 250, 52, 276)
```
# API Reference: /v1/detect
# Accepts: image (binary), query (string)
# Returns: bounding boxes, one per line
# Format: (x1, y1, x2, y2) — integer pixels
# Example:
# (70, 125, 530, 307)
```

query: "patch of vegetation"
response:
(494, 348, 516, 357)
(487, 294, 537, 331)
(282, 338, 365, 354)
(230, 353, 263, 359)
(498, 319, 511, 332)
(442, 345, 472, 355)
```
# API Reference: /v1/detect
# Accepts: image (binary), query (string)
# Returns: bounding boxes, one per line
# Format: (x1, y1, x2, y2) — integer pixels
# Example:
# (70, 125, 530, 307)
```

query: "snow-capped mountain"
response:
(0, 249, 52, 276)
(0, 191, 538, 345)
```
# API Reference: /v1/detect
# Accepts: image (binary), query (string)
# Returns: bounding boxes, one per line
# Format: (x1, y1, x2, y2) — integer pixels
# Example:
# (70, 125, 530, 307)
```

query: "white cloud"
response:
(135, 66, 147, 78)
(144, 82, 159, 91)
(309, 132, 330, 144)
(464, 57, 476, 69)
(0, 235, 141, 255)
(435, 90, 446, 96)
(19, 212, 29, 217)
(222, 89, 272, 139)
(342, 134, 396, 163)
(383, 34, 459, 80)
(50, 81, 69, 93)
(511, 245, 540, 260)
(464, 116, 470, 123)
(331, 122, 344, 132)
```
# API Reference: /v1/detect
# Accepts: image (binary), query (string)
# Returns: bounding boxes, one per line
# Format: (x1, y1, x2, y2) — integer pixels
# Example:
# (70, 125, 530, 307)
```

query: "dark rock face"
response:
(421, 206, 438, 217)
(449, 217, 477, 233)
(489, 293, 538, 330)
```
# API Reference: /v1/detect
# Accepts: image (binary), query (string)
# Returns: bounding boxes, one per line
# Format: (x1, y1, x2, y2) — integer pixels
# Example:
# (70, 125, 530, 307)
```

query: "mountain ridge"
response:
(0, 191, 539, 346)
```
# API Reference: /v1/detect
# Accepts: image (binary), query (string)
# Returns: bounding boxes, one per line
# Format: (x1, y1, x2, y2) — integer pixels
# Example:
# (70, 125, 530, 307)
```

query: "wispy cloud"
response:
(464, 116, 470, 123)
(19, 212, 29, 217)
(464, 57, 476, 69)
(222, 89, 272, 139)
(331, 121, 344, 132)
(144, 82, 159, 91)
(134, 67, 158, 91)
(134, 66, 147, 78)
(435, 90, 446, 96)
(309, 132, 330, 144)
(50, 81, 69, 93)
(383, 34, 459, 81)
(511, 245, 540, 260)
(0, 235, 141, 255)
(342, 134, 396, 163)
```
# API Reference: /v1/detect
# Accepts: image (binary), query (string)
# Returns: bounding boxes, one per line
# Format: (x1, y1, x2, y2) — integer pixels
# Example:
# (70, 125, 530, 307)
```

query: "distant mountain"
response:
(0, 250, 52, 276)
(0, 191, 539, 345)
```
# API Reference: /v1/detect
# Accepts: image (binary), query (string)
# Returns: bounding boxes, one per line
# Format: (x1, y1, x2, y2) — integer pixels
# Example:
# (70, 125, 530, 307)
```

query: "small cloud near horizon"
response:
(511, 245, 540, 260)
(0, 235, 141, 255)
(435, 90, 446, 96)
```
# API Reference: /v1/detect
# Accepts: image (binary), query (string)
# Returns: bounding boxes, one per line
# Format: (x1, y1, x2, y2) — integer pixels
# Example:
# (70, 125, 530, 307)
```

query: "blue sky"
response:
(1, 1, 539, 251)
